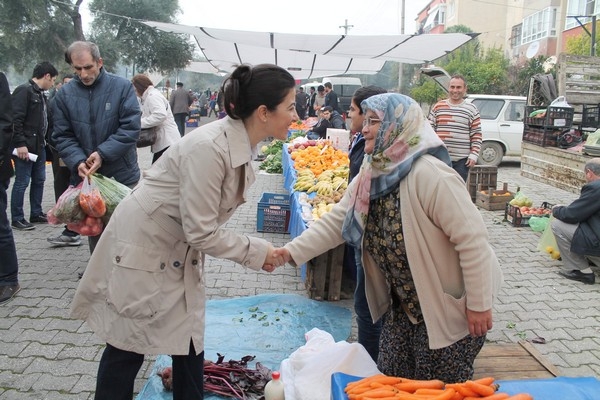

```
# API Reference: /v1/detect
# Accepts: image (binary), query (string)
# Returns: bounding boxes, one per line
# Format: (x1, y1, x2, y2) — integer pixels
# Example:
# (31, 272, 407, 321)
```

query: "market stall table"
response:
(282, 143, 353, 301)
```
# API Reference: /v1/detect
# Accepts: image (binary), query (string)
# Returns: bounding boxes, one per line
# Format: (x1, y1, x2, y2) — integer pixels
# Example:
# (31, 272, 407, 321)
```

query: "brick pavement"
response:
(1, 124, 599, 398)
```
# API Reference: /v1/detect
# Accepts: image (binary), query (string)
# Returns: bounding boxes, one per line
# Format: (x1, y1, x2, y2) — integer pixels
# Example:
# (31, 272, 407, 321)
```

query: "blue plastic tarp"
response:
(330, 372, 600, 400)
(136, 294, 352, 400)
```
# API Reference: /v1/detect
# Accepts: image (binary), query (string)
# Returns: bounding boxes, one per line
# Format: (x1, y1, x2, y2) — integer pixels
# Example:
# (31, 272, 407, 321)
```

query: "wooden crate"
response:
(467, 166, 498, 202)
(305, 244, 348, 301)
(474, 341, 560, 380)
(475, 183, 514, 211)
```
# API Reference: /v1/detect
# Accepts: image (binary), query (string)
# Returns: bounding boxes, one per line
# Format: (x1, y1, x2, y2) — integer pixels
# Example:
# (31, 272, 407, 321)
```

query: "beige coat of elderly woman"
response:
(71, 117, 271, 356)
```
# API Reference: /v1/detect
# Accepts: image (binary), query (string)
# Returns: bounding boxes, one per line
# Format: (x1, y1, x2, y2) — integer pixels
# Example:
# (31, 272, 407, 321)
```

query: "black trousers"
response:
(94, 341, 204, 400)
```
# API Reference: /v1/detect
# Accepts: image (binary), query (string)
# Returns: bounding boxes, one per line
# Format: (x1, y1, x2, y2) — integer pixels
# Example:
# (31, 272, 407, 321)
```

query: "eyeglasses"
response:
(362, 117, 381, 128)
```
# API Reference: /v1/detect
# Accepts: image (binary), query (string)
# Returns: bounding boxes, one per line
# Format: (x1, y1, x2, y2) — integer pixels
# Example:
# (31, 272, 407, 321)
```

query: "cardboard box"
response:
(326, 128, 350, 152)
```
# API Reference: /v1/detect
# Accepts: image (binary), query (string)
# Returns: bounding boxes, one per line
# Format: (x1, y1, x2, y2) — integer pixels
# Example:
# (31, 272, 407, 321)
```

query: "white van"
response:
(321, 77, 362, 114)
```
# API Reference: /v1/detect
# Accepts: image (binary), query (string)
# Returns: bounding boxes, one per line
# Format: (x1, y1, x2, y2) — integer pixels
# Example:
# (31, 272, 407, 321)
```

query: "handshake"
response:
(261, 247, 292, 273)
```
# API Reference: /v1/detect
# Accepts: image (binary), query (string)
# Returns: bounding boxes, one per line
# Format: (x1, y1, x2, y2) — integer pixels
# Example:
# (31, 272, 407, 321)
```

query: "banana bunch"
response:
(317, 170, 334, 182)
(297, 169, 315, 179)
(294, 176, 316, 192)
(308, 180, 334, 196)
(332, 176, 348, 191)
(332, 165, 349, 179)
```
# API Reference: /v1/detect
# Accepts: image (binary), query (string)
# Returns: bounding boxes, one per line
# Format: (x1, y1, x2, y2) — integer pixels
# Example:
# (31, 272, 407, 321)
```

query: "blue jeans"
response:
(348, 244, 382, 362)
(452, 158, 469, 182)
(10, 151, 46, 222)
(0, 179, 18, 285)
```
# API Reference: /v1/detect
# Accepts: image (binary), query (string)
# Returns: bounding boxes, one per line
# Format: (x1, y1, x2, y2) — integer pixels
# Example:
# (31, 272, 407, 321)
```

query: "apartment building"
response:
(415, 0, 598, 65)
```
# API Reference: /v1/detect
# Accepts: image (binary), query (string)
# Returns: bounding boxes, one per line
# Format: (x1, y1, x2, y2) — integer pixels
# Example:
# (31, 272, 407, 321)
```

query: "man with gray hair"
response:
(551, 158, 600, 284)
(52, 41, 141, 256)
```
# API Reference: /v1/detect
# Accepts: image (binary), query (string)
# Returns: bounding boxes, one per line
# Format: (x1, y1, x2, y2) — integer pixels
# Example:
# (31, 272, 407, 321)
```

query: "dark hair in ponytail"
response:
(221, 64, 295, 120)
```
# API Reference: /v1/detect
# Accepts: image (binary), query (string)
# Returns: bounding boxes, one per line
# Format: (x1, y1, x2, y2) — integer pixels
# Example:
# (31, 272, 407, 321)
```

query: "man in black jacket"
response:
(10, 61, 58, 230)
(0, 72, 20, 304)
(551, 158, 600, 284)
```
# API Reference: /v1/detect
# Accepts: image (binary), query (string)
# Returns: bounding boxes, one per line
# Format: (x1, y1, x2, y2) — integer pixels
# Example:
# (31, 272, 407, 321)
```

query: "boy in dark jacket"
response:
(10, 61, 58, 230)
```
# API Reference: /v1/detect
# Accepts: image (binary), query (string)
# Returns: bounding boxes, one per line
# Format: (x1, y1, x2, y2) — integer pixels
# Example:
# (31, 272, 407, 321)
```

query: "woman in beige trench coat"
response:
(70, 64, 297, 400)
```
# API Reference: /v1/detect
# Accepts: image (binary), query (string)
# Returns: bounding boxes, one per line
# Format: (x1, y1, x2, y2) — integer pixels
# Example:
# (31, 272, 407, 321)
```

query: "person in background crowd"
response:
(427, 74, 481, 181)
(322, 106, 345, 129)
(170, 82, 193, 137)
(313, 85, 326, 114)
(295, 86, 309, 120)
(306, 108, 331, 140)
(307, 86, 317, 117)
(207, 91, 218, 118)
(323, 82, 341, 114)
(198, 90, 208, 116)
(70, 63, 293, 400)
(47, 74, 82, 247)
(10, 61, 58, 231)
(131, 74, 181, 164)
(344, 85, 387, 362)
(0, 72, 20, 305)
(275, 93, 502, 382)
(551, 158, 600, 285)
(52, 41, 141, 257)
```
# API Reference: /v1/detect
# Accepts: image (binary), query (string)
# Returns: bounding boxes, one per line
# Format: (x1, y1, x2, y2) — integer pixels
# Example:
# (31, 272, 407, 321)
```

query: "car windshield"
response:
(471, 99, 505, 119)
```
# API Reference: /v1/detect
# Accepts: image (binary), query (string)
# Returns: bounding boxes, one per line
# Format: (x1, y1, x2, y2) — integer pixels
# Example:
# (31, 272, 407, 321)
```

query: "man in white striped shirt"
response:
(428, 74, 482, 181)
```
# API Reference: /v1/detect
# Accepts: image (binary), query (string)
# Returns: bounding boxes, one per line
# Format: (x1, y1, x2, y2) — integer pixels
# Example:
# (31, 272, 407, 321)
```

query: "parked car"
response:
(421, 67, 526, 166)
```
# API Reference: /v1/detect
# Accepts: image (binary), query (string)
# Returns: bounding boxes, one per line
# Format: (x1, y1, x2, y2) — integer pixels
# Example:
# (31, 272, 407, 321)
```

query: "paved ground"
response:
(1, 117, 599, 398)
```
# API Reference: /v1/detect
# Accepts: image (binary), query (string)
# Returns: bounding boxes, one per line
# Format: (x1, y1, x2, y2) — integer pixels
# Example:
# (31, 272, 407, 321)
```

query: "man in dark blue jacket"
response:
(10, 61, 58, 230)
(52, 41, 141, 255)
(0, 72, 20, 304)
(551, 158, 600, 284)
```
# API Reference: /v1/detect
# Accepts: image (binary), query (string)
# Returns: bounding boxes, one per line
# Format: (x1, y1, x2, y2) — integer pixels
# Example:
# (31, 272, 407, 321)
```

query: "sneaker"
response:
(30, 213, 48, 223)
(12, 220, 35, 230)
(47, 234, 82, 247)
(0, 284, 21, 305)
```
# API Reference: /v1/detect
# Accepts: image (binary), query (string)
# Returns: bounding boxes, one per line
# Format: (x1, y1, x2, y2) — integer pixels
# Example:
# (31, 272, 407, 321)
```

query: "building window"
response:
(566, 0, 598, 30)
(522, 7, 558, 44)
(423, 4, 447, 32)
(511, 24, 523, 48)
(447, 0, 455, 19)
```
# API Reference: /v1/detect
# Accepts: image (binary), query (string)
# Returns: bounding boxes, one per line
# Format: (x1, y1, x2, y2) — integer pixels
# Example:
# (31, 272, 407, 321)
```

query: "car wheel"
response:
(478, 142, 504, 166)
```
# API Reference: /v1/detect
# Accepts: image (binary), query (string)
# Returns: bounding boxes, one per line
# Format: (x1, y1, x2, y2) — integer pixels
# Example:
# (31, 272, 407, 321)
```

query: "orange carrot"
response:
(464, 380, 496, 397)
(395, 379, 445, 393)
(504, 394, 533, 400)
(445, 384, 478, 398)
(429, 388, 458, 400)
(450, 391, 464, 400)
(472, 377, 495, 386)
(414, 388, 447, 395)
(464, 393, 510, 400)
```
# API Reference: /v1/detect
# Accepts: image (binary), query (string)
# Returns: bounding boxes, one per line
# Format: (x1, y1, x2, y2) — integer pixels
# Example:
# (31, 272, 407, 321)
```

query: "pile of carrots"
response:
(344, 375, 533, 400)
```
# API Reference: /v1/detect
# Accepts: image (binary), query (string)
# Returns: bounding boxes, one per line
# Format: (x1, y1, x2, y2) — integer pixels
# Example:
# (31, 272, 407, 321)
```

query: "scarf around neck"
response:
(341, 93, 450, 248)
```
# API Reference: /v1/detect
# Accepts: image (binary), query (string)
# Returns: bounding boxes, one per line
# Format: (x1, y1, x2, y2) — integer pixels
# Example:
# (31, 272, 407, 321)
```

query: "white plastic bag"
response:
(280, 328, 380, 400)
(550, 96, 571, 108)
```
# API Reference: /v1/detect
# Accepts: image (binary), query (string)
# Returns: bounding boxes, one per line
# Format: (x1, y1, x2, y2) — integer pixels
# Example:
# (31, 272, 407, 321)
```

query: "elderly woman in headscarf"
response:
(276, 93, 503, 382)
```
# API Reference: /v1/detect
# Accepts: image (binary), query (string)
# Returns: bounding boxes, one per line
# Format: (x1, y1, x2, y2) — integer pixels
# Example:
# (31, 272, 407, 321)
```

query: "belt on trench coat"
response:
(131, 186, 201, 313)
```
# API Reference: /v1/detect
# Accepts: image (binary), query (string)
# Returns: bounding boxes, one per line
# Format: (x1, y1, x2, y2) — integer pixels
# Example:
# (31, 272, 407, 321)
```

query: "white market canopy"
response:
(141, 20, 477, 80)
